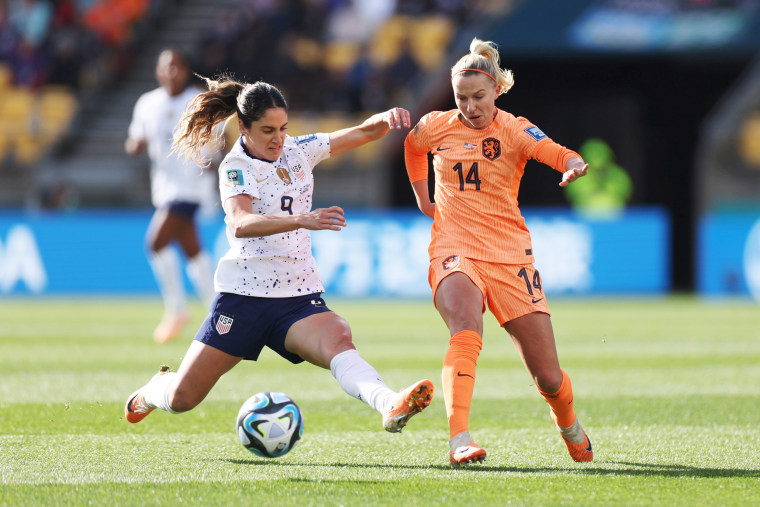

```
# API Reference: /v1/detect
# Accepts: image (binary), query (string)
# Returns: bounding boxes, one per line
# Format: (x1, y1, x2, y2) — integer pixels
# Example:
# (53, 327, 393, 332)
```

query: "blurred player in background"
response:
(125, 49, 218, 344)
(404, 38, 592, 466)
(125, 77, 433, 435)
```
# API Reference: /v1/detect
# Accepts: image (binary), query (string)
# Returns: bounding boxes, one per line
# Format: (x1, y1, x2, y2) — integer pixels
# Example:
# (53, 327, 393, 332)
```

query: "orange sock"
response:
(537, 369, 576, 428)
(442, 330, 482, 438)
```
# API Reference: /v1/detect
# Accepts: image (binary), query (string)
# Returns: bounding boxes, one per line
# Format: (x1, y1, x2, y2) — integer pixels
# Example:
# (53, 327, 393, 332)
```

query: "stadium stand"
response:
(2, 0, 516, 208)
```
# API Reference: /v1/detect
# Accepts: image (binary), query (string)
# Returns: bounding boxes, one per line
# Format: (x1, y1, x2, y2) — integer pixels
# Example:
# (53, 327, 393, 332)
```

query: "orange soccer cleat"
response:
(450, 441, 487, 467)
(124, 365, 171, 423)
(382, 379, 434, 433)
(552, 413, 593, 462)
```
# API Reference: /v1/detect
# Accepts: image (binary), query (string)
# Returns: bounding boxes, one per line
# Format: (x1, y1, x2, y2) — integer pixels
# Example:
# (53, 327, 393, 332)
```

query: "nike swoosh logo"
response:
(256, 176, 269, 183)
(457, 371, 474, 379)
(436, 147, 451, 151)
(531, 298, 544, 304)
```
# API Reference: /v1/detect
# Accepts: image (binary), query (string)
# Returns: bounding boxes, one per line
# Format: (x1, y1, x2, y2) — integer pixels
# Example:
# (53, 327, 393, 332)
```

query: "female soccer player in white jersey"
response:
(125, 49, 218, 344)
(124, 77, 434, 434)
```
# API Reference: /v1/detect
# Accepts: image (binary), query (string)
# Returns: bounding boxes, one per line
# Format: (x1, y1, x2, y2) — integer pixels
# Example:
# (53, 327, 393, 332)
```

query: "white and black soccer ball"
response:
(236, 392, 303, 458)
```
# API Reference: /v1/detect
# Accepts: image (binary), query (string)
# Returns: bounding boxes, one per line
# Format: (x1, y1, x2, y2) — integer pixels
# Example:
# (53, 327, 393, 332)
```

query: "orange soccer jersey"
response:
(405, 109, 581, 264)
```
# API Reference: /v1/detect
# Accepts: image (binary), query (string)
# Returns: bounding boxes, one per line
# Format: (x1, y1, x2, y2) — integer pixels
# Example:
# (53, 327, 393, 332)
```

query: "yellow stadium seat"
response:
(290, 37, 323, 70)
(368, 15, 409, 67)
(13, 131, 44, 165)
(409, 16, 455, 71)
(0, 88, 34, 125)
(324, 41, 361, 73)
(38, 86, 78, 140)
(0, 63, 12, 89)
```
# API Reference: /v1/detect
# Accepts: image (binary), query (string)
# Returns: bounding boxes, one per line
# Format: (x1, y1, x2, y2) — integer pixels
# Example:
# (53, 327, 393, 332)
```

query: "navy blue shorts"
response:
(194, 292, 331, 364)
(164, 201, 200, 220)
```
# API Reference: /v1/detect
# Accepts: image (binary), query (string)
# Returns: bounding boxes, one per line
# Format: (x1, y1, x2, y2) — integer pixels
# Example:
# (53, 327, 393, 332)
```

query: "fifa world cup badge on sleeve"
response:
(226, 169, 244, 186)
(524, 126, 547, 141)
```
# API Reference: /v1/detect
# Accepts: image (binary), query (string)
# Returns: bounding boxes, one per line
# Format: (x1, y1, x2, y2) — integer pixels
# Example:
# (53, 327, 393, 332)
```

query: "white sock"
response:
(557, 417, 586, 444)
(450, 430, 473, 451)
(149, 247, 186, 315)
(186, 250, 216, 308)
(142, 371, 179, 414)
(329, 349, 395, 414)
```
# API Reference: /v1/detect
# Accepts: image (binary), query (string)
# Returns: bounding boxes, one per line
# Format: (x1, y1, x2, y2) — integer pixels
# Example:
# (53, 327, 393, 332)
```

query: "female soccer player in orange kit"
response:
(404, 38, 592, 466)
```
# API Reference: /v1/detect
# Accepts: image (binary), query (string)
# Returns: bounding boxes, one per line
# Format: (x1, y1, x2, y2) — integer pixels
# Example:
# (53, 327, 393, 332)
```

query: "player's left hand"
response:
(559, 163, 589, 187)
(384, 107, 411, 130)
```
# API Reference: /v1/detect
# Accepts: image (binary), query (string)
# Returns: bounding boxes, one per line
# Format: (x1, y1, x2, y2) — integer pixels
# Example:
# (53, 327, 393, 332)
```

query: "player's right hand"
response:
(302, 206, 346, 231)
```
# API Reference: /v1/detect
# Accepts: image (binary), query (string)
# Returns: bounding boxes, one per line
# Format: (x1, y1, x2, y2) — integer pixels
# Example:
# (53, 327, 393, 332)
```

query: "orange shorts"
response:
(429, 254, 550, 326)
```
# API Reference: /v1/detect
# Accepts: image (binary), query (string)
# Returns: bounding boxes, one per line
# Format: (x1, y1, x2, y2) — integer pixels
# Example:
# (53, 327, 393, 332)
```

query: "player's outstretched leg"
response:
(382, 379, 434, 433)
(124, 365, 173, 423)
(552, 412, 593, 462)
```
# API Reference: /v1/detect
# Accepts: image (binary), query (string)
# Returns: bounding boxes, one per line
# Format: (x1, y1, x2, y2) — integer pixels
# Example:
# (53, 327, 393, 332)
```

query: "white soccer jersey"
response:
(128, 86, 216, 208)
(215, 133, 331, 297)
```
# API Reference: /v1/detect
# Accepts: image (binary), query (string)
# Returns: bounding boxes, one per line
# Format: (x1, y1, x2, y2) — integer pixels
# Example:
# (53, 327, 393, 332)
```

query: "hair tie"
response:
(454, 68, 496, 82)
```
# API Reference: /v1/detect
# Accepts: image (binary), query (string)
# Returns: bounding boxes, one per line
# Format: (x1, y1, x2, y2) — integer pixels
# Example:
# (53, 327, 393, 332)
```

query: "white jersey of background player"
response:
(125, 49, 218, 344)
(215, 133, 330, 297)
(129, 85, 217, 211)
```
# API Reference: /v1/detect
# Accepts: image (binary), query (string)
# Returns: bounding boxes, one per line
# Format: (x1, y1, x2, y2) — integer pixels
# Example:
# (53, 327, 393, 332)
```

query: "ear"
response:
(237, 118, 245, 133)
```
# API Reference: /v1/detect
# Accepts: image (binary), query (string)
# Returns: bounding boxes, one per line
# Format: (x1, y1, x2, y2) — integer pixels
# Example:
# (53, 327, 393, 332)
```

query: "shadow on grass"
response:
(218, 458, 760, 479)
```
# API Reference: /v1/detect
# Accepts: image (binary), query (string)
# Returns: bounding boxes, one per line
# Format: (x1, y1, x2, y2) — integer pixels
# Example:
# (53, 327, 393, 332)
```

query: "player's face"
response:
(241, 107, 288, 161)
(452, 74, 500, 129)
(156, 51, 189, 96)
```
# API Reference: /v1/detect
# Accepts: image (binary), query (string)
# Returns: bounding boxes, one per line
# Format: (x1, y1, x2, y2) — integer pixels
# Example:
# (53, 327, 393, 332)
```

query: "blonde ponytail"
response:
(451, 38, 514, 96)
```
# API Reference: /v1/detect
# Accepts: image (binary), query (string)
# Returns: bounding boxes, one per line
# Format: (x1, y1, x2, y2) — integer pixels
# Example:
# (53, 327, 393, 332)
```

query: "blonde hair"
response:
(173, 74, 287, 164)
(451, 38, 514, 96)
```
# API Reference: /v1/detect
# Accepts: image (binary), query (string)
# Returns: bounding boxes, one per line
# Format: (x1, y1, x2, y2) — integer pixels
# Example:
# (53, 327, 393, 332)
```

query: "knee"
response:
(445, 312, 482, 336)
(324, 320, 354, 358)
(534, 369, 563, 394)
(438, 297, 482, 335)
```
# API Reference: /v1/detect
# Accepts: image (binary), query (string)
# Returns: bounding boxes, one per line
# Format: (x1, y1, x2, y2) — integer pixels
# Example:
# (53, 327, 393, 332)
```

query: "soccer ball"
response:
(236, 392, 303, 458)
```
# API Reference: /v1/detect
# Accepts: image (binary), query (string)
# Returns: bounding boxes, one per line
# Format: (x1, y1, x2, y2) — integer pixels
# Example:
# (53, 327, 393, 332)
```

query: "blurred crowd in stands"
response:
(0, 0, 513, 169)
(0, 0, 157, 90)
(0, 0, 160, 168)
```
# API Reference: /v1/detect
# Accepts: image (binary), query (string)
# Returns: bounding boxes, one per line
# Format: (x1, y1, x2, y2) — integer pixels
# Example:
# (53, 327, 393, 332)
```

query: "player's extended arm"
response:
(559, 157, 589, 187)
(328, 107, 411, 157)
(223, 194, 346, 237)
(533, 141, 589, 187)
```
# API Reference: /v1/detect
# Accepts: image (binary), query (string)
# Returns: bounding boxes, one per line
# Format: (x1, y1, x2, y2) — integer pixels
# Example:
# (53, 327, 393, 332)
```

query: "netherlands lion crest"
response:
(442, 255, 460, 270)
(482, 137, 501, 160)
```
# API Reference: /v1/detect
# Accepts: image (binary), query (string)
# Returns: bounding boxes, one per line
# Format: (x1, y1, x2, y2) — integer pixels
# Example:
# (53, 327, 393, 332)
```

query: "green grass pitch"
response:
(1, 296, 759, 505)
